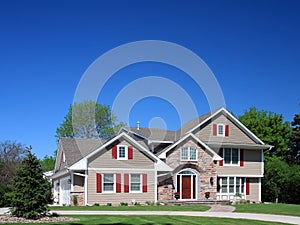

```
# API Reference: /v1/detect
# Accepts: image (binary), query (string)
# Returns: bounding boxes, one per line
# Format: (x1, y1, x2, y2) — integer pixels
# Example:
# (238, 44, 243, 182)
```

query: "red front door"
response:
(181, 175, 191, 199)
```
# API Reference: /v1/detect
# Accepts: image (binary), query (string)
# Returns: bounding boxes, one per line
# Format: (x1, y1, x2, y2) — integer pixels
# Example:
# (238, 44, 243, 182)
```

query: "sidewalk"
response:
(1, 207, 299, 224)
(50, 210, 300, 225)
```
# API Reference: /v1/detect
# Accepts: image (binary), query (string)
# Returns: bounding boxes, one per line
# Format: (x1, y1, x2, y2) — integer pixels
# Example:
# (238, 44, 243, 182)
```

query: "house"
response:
(51, 108, 272, 205)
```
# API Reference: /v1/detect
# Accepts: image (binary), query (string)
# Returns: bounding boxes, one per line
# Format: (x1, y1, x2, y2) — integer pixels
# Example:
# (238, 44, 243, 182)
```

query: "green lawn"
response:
(234, 203, 300, 217)
(49, 204, 210, 211)
(5, 215, 289, 225)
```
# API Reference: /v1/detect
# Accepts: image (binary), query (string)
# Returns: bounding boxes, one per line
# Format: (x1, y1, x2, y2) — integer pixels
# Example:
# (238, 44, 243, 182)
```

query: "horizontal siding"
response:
(217, 149, 263, 176)
(88, 138, 154, 169)
(196, 115, 256, 144)
(247, 178, 260, 202)
(87, 169, 155, 205)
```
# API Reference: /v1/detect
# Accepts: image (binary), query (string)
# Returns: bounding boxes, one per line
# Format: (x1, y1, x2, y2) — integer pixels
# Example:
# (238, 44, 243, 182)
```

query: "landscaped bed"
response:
(49, 204, 211, 211)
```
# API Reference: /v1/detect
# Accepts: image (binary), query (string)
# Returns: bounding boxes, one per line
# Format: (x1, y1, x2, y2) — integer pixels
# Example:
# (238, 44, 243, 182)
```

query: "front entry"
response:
(177, 170, 197, 199)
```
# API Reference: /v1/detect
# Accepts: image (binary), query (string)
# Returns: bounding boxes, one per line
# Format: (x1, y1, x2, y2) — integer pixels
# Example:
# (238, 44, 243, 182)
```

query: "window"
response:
(130, 174, 141, 192)
(218, 177, 245, 194)
(224, 148, 239, 165)
(180, 147, 197, 161)
(103, 174, 115, 192)
(217, 124, 225, 136)
(117, 146, 127, 160)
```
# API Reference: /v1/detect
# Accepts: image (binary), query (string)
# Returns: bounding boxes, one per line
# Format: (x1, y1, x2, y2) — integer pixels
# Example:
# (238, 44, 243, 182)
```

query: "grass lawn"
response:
(5, 215, 289, 225)
(49, 204, 210, 211)
(234, 203, 300, 217)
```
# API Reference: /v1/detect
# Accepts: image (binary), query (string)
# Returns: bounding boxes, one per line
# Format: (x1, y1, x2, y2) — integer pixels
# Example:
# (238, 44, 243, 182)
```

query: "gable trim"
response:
(158, 133, 222, 161)
(188, 108, 265, 145)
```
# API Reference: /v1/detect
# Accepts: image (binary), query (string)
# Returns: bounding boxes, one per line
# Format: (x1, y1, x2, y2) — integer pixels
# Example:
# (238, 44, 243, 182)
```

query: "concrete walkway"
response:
(1, 207, 299, 224)
(50, 209, 300, 225)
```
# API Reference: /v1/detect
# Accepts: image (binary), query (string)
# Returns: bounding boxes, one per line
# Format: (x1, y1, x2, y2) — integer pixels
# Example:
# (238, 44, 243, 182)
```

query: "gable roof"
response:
(68, 132, 172, 172)
(158, 132, 223, 160)
(187, 107, 266, 145)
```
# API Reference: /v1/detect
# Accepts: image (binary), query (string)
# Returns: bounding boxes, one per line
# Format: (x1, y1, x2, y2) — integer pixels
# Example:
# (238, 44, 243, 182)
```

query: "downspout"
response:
(154, 163, 157, 203)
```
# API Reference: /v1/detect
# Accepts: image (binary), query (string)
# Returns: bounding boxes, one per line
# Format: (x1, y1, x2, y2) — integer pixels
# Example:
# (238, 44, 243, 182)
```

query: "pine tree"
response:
(6, 146, 52, 219)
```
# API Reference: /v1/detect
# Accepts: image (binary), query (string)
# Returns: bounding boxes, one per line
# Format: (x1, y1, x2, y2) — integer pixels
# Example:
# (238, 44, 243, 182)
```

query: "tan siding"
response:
(87, 169, 155, 205)
(195, 115, 256, 144)
(247, 178, 260, 202)
(88, 138, 154, 169)
(217, 149, 263, 176)
(73, 175, 84, 192)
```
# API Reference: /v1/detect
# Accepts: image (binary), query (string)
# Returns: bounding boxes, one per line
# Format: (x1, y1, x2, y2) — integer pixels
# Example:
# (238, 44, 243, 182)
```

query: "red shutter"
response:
(219, 148, 223, 166)
(213, 124, 217, 136)
(142, 174, 147, 192)
(128, 146, 133, 159)
(112, 145, 117, 159)
(225, 125, 229, 136)
(124, 173, 129, 193)
(116, 173, 121, 193)
(96, 173, 102, 193)
(246, 178, 250, 195)
(240, 149, 244, 167)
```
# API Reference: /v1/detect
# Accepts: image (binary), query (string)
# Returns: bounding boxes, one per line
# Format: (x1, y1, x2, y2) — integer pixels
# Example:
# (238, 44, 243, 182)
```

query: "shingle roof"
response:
(60, 138, 104, 166)
(124, 127, 175, 142)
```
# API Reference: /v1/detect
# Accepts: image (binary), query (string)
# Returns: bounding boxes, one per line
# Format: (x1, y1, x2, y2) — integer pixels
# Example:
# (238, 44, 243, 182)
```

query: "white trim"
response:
(223, 148, 240, 166)
(117, 145, 128, 160)
(129, 173, 142, 193)
(258, 177, 261, 202)
(70, 172, 74, 192)
(84, 159, 88, 205)
(176, 168, 198, 200)
(188, 108, 266, 145)
(158, 133, 222, 160)
(261, 150, 264, 177)
(102, 173, 116, 193)
(88, 168, 155, 171)
(217, 123, 225, 137)
(218, 174, 263, 177)
(154, 167, 157, 202)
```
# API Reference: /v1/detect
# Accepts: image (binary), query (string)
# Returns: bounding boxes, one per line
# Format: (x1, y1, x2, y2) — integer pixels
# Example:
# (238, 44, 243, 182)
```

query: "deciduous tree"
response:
(55, 101, 125, 141)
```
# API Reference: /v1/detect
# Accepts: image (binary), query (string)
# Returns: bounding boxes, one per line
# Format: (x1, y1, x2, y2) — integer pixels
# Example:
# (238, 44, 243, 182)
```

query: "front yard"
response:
(234, 203, 300, 217)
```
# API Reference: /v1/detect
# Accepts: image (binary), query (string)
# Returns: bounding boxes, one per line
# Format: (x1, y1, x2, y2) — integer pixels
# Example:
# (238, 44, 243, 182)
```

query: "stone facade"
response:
(70, 192, 84, 206)
(163, 137, 217, 200)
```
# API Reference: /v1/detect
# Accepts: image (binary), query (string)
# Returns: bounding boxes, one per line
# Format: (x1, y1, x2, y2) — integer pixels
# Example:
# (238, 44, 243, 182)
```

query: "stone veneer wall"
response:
(164, 138, 218, 200)
(71, 192, 85, 206)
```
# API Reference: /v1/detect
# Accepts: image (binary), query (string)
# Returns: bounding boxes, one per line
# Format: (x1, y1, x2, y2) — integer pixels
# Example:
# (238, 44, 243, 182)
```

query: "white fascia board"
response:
(68, 158, 87, 170)
(158, 133, 222, 161)
(205, 142, 272, 150)
(155, 160, 173, 172)
(188, 107, 266, 145)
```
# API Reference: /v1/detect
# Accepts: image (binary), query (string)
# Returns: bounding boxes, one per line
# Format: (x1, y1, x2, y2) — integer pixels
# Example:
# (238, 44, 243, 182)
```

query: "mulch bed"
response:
(0, 215, 79, 223)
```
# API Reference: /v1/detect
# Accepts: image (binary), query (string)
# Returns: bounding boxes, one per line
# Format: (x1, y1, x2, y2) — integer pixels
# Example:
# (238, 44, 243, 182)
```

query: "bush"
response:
(120, 202, 128, 206)
(106, 203, 112, 206)
(93, 203, 99, 206)
(145, 201, 154, 206)
(73, 195, 78, 206)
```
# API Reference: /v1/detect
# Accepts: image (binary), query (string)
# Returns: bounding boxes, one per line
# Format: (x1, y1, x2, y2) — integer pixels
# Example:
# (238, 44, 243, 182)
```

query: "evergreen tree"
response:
(291, 111, 300, 164)
(6, 146, 52, 219)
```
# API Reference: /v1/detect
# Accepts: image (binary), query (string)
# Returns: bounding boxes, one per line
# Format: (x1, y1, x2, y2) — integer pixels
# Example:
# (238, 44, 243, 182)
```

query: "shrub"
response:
(106, 203, 112, 206)
(145, 201, 154, 206)
(93, 203, 99, 206)
(120, 202, 128, 206)
(73, 195, 78, 206)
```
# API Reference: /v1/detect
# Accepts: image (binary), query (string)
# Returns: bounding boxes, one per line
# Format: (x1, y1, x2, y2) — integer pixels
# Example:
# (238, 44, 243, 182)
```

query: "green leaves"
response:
(55, 101, 125, 141)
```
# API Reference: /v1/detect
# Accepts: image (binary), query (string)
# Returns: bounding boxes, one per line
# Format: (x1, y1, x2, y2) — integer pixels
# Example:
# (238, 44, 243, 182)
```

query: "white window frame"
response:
(217, 124, 225, 137)
(129, 174, 142, 193)
(218, 177, 245, 195)
(180, 146, 197, 161)
(102, 173, 115, 193)
(117, 145, 128, 160)
(224, 148, 240, 166)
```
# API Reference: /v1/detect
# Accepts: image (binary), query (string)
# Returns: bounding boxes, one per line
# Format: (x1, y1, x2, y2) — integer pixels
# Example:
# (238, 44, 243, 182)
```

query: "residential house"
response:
(51, 108, 271, 205)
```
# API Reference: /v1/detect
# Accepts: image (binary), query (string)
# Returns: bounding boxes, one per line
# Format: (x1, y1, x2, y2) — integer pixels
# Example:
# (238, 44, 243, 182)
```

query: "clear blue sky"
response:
(0, 0, 299, 159)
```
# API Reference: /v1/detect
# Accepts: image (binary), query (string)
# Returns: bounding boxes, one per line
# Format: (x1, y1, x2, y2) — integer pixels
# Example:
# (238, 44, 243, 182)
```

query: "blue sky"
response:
(0, 0, 299, 159)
